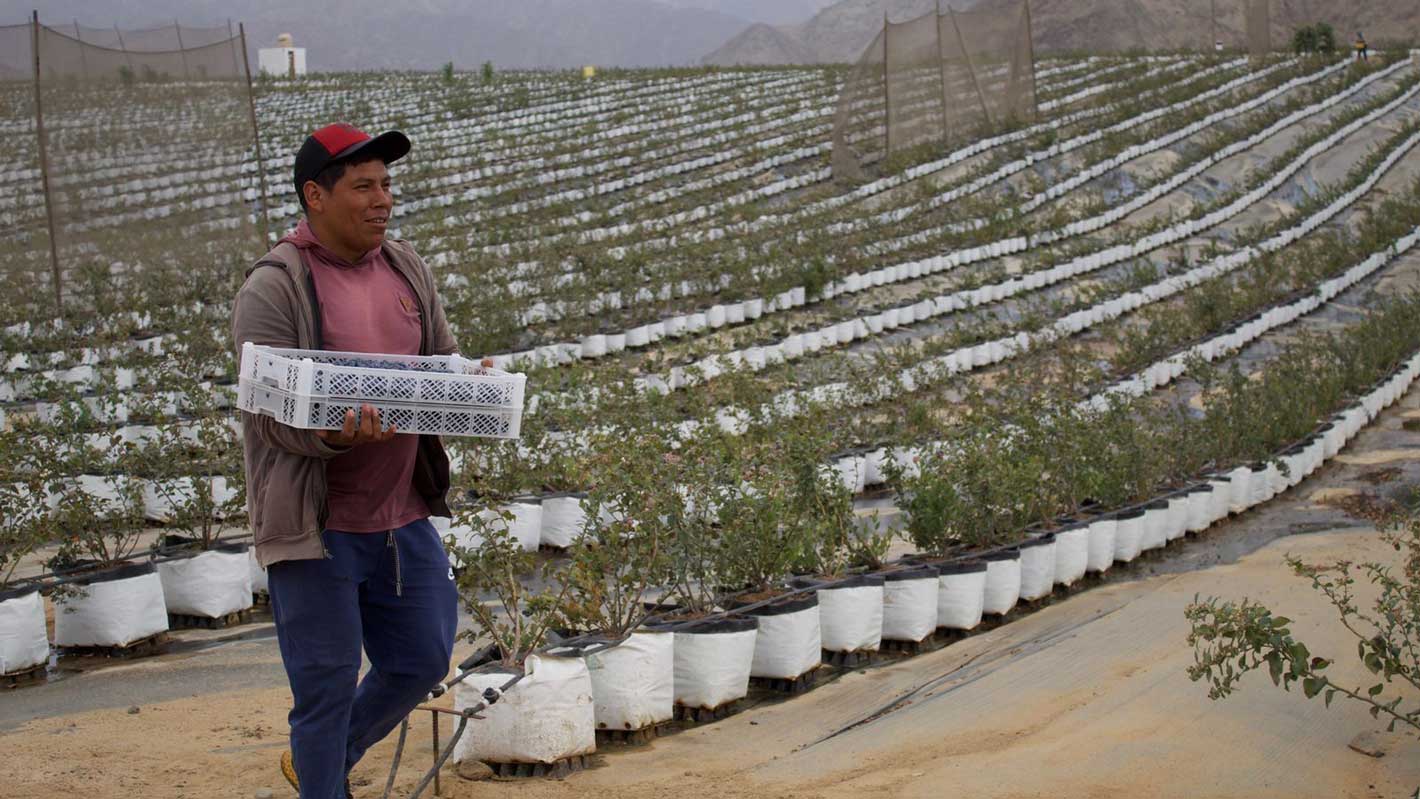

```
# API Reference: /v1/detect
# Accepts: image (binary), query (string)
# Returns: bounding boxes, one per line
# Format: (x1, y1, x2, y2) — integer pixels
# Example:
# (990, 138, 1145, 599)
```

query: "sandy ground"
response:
(6, 383, 1420, 799)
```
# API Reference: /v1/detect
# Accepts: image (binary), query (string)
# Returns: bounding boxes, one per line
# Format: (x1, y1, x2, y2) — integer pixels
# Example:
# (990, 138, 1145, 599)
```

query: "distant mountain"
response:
(703, 0, 1420, 66)
(704, 0, 945, 66)
(655, 0, 839, 27)
(705, 23, 817, 65)
(971, 0, 1420, 52)
(7, 0, 756, 70)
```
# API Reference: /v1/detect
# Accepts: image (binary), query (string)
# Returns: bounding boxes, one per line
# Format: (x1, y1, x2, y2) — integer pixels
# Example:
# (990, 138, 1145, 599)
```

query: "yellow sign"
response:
(582, 65, 596, 79)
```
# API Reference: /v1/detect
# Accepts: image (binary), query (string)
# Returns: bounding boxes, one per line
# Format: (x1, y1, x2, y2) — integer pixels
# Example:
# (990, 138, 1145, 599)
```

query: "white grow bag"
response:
(1138, 502, 1170, 552)
(981, 552, 1021, 616)
(671, 615, 758, 711)
(1225, 466, 1254, 514)
(431, 514, 481, 553)
(935, 561, 988, 630)
(1321, 421, 1347, 459)
(829, 455, 866, 494)
(735, 593, 821, 680)
(539, 493, 588, 549)
(1163, 495, 1192, 542)
(583, 630, 674, 732)
(1113, 508, 1146, 563)
(880, 566, 939, 642)
(1254, 463, 1282, 504)
(248, 548, 269, 595)
(1017, 536, 1057, 601)
(54, 563, 169, 648)
(142, 476, 235, 523)
(142, 477, 194, 523)
(862, 448, 889, 486)
(1185, 485, 1216, 533)
(157, 544, 254, 619)
(503, 499, 544, 552)
(452, 654, 596, 765)
(812, 575, 884, 653)
(0, 589, 49, 675)
(1086, 517, 1118, 574)
(446, 501, 542, 553)
(1052, 525, 1090, 588)
(1207, 476, 1234, 522)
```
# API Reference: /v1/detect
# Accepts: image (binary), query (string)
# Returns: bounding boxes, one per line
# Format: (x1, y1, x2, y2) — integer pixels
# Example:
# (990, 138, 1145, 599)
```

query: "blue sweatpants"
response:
(268, 518, 458, 799)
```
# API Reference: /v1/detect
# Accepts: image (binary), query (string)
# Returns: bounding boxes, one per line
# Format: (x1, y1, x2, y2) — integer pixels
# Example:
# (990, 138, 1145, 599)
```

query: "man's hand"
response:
(316, 404, 397, 446)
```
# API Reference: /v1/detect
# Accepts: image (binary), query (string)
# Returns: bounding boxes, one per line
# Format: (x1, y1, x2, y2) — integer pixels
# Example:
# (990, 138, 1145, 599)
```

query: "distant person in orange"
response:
(1354, 32, 1368, 62)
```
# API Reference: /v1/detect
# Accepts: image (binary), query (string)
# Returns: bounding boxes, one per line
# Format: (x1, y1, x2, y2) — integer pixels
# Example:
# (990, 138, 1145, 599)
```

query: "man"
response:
(1355, 31, 1368, 62)
(232, 123, 463, 799)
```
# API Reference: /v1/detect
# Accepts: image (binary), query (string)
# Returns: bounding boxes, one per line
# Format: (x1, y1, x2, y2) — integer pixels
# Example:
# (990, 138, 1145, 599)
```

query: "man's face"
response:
(306, 158, 393, 256)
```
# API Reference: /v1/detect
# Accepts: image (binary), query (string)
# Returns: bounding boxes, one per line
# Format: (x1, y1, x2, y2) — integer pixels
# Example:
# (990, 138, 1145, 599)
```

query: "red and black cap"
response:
(293, 123, 410, 203)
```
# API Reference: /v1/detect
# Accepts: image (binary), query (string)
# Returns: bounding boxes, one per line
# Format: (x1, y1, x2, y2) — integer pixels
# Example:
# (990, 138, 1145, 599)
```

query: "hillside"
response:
(704, 0, 1420, 65)
(705, 0, 942, 65)
(656, 0, 838, 26)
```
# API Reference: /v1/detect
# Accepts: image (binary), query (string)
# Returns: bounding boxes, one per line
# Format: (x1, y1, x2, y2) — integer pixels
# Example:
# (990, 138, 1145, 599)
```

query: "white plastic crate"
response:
(236, 342, 525, 439)
(240, 342, 525, 409)
(237, 380, 522, 439)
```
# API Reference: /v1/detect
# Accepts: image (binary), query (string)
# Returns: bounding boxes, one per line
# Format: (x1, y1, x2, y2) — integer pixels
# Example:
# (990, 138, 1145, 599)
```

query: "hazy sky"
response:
(5, 0, 843, 69)
(5, 0, 840, 29)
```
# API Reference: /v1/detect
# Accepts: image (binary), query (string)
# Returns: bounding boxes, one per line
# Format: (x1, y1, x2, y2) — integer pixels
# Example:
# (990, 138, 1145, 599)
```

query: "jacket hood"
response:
(280, 219, 376, 266)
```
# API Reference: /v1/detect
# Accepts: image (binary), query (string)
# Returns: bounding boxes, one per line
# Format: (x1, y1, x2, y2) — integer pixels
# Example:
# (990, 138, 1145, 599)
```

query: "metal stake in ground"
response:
(238, 22, 272, 247)
(30, 10, 63, 317)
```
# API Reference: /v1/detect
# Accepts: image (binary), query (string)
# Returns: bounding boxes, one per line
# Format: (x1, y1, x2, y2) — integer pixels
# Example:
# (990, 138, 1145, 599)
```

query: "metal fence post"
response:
(239, 23, 272, 247)
(31, 10, 63, 316)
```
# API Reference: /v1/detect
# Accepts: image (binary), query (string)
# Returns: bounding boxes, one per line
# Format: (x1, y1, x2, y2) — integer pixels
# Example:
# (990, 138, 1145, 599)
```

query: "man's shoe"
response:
(279, 751, 300, 794)
(278, 750, 355, 798)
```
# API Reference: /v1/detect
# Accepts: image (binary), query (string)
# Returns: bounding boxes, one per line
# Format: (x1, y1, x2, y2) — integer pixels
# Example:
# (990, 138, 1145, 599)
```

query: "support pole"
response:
(114, 24, 135, 74)
(950, 8, 993, 126)
(174, 20, 190, 80)
(227, 19, 240, 74)
(935, 0, 951, 140)
(72, 19, 88, 78)
(430, 712, 441, 796)
(31, 10, 63, 316)
(1211, 0, 1217, 53)
(882, 13, 891, 156)
(1024, 0, 1039, 120)
(239, 23, 272, 247)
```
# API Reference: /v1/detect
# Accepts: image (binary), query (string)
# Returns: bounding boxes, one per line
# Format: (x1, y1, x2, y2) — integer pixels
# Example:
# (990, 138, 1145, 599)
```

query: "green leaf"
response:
(1325, 689, 1336, 708)
(1369, 683, 1385, 697)
(1268, 653, 1283, 686)
(1303, 677, 1322, 699)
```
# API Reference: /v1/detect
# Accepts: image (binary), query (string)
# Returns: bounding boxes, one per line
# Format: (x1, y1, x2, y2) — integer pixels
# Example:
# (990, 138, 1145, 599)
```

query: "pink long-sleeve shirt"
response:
(282, 220, 430, 533)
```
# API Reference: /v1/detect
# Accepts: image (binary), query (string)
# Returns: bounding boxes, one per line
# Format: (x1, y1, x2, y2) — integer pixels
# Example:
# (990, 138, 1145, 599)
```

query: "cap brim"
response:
(331, 130, 411, 167)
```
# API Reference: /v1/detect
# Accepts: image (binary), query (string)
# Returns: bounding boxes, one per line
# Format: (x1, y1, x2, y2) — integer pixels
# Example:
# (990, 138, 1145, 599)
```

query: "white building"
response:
(258, 33, 307, 78)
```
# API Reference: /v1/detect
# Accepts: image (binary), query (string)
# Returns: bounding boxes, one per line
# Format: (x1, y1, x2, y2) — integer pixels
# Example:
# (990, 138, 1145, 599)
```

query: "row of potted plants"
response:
(441, 290, 1420, 767)
(0, 401, 252, 676)
(469, 107, 1420, 503)
(448, 55, 1386, 368)
(0, 57, 1278, 371)
(4, 118, 1410, 687)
